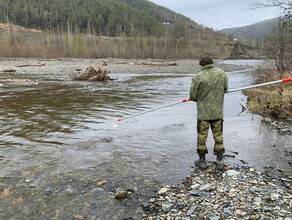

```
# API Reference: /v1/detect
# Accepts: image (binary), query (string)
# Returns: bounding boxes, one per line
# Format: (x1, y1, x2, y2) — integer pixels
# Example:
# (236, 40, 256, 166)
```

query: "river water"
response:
(0, 60, 291, 219)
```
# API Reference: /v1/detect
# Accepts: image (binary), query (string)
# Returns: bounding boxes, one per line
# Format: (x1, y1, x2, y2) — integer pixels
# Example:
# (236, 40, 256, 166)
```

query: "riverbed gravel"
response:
(0, 58, 252, 75)
(141, 162, 292, 219)
(262, 117, 292, 135)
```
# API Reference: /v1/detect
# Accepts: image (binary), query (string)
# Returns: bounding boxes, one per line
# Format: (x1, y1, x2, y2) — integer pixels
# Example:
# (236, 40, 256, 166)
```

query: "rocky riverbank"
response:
(141, 162, 292, 220)
(262, 117, 292, 135)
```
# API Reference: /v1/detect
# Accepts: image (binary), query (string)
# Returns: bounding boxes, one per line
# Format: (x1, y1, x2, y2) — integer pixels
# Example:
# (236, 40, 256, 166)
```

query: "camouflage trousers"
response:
(197, 119, 225, 155)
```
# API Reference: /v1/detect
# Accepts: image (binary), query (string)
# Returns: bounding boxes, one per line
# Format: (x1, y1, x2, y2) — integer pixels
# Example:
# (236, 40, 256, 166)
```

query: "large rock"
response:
(230, 43, 266, 59)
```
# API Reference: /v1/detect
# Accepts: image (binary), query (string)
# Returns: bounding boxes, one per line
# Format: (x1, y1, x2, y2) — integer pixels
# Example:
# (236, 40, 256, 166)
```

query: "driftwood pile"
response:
(72, 66, 113, 82)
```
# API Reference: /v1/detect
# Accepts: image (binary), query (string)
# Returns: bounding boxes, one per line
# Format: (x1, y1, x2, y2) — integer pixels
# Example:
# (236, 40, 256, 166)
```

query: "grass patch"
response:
(243, 69, 292, 119)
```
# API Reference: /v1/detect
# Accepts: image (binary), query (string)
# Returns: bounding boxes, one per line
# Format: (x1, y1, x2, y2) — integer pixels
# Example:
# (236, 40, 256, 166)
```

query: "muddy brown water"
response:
(0, 60, 291, 219)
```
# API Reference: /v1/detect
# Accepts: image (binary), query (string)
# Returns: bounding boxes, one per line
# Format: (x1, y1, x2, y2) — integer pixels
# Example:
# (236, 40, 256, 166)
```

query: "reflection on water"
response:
(0, 62, 291, 219)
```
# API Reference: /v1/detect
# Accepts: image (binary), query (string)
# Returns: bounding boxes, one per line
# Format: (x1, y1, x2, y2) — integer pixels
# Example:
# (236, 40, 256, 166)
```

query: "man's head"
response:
(199, 56, 213, 67)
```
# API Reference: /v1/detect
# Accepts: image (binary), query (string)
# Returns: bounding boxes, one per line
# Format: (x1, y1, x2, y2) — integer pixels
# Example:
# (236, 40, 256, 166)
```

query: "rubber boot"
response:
(195, 154, 207, 169)
(216, 154, 224, 170)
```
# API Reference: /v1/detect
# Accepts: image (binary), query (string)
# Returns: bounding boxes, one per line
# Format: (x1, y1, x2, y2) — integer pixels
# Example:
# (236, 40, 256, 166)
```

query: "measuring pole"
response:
(227, 78, 292, 93)
(114, 98, 191, 123)
(114, 78, 292, 124)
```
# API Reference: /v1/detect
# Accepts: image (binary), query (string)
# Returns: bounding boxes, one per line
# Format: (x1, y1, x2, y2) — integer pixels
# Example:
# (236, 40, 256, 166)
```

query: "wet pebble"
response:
(186, 206, 196, 216)
(262, 117, 291, 135)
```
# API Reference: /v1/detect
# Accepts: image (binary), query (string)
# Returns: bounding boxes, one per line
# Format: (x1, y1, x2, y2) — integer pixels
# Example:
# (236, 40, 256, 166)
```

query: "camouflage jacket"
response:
(189, 64, 228, 120)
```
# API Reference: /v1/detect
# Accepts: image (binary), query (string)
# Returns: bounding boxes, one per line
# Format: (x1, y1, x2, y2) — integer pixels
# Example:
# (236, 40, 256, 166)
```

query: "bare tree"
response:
(251, 0, 292, 72)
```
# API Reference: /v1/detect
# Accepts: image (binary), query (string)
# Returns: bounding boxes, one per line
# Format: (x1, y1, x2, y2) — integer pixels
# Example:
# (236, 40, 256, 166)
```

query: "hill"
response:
(0, 0, 236, 59)
(0, 0, 200, 37)
(220, 17, 278, 41)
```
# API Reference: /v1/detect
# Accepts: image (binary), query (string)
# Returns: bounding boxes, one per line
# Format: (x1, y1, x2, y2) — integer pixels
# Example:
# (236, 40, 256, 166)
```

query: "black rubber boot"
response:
(195, 154, 207, 169)
(216, 154, 224, 170)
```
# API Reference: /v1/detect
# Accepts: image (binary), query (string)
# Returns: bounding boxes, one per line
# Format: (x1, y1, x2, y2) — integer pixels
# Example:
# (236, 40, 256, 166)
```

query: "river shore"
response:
(141, 162, 292, 220)
(0, 58, 251, 75)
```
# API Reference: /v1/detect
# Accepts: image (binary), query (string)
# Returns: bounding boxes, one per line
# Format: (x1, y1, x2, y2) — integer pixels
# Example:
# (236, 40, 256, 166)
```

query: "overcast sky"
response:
(150, 0, 280, 30)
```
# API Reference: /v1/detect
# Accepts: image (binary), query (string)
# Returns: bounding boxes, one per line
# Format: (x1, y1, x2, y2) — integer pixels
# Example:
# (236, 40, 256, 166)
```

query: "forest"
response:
(0, 0, 198, 37)
(0, 0, 234, 59)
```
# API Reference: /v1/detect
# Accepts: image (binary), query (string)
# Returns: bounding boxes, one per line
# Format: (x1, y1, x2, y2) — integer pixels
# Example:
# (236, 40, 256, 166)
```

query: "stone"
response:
(263, 207, 272, 212)
(74, 215, 84, 220)
(171, 209, 178, 213)
(229, 188, 237, 193)
(141, 202, 150, 209)
(186, 206, 196, 216)
(240, 212, 247, 217)
(270, 193, 279, 201)
(193, 177, 201, 181)
(191, 184, 201, 190)
(209, 216, 220, 220)
(158, 188, 169, 195)
(264, 117, 272, 123)
(228, 193, 236, 197)
(149, 198, 156, 203)
(189, 190, 201, 196)
(162, 204, 174, 213)
(97, 180, 107, 186)
(213, 204, 219, 210)
(226, 170, 240, 177)
(254, 198, 262, 203)
(91, 188, 104, 193)
(0, 188, 13, 199)
(217, 187, 224, 193)
(199, 184, 213, 191)
(223, 208, 233, 216)
(64, 186, 77, 194)
(177, 194, 186, 199)
(114, 188, 127, 199)
(235, 210, 241, 215)
(250, 215, 259, 220)
(29, 184, 37, 188)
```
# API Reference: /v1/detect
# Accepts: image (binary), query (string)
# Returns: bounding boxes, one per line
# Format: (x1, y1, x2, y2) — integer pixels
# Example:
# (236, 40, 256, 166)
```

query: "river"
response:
(0, 59, 291, 219)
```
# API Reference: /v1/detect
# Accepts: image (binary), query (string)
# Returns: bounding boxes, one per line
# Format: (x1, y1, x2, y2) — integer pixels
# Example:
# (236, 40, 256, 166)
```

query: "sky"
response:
(150, 0, 280, 30)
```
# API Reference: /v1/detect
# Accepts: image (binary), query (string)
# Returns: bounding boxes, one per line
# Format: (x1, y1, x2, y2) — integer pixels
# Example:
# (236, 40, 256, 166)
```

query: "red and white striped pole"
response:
(114, 98, 192, 124)
(113, 78, 292, 124)
(227, 77, 292, 93)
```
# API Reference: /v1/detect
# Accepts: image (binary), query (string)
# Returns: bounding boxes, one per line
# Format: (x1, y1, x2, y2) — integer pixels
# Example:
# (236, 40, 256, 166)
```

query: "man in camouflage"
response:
(189, 56, 228, 169)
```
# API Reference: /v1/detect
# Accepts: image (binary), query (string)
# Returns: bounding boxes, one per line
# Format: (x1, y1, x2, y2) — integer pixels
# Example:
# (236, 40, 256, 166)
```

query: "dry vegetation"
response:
(243, 69, 292, 119)
(0, 23, 234, 59)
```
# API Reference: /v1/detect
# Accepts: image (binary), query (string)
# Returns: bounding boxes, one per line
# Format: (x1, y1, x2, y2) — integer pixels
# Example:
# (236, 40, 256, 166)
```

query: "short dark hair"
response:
(199, 56, 213, 66)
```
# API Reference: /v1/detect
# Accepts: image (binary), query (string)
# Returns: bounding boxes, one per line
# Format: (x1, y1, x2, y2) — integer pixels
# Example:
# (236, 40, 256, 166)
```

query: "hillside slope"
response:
(0, 0, 200, 37)
(220, 17, 278, 41)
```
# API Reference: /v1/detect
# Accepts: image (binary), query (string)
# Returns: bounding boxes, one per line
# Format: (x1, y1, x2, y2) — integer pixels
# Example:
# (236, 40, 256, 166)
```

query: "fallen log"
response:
(15, 62, 45, 67)
(135, 62, 177, 66)
(2, 69, 16, 73)
(72, 66, 114, 82)
(0, 78, 29, 82)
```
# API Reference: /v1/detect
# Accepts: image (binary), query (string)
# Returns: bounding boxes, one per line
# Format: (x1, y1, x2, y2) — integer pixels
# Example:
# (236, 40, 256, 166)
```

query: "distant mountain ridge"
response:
(220, 17, 278, 41)
(0, 0, 200, 37)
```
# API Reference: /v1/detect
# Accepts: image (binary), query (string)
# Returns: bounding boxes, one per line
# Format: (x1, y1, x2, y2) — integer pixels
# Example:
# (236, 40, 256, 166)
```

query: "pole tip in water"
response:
(113, 119, 122, 128)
